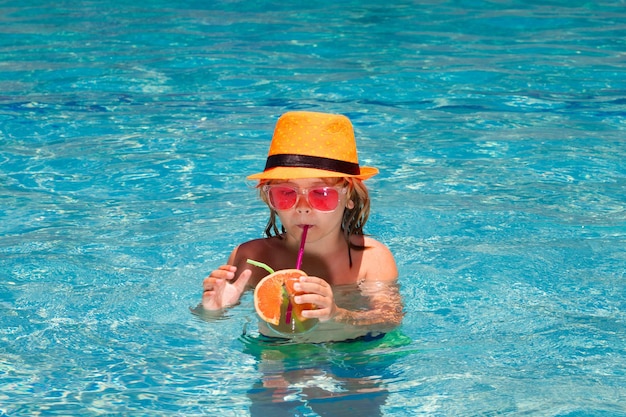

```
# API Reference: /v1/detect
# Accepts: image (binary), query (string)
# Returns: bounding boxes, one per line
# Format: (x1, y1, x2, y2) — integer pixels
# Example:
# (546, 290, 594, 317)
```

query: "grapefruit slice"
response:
(253, 269, 315, 327)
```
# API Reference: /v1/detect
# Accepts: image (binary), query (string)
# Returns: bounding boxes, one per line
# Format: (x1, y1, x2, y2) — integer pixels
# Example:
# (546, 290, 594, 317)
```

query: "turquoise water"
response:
(1, 0, 625, 415)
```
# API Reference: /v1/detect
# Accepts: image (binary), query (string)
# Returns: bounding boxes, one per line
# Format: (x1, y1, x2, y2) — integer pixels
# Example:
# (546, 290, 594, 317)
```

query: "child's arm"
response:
(331, 285, 404, 330)
(333, 239, 404, 329)
(294, 277, 403, 331)
(294, 240, 403, 331)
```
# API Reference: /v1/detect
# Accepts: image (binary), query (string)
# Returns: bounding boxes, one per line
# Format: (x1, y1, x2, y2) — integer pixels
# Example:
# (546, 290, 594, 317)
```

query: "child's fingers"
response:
(233, 269, 252, 292)
(217, 264, 236, 272)
(207, 266, 236, 281)
(294, 276, 332, 297)
(292, 276, 337, 321)
(203, 277, 224, 293)
(294, 293, 328, 307)
(293, 292, 335, 321)
(298, 303, 333, 321)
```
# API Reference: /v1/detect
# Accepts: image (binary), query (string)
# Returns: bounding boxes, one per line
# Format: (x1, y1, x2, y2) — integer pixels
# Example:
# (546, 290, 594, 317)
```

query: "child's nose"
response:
(295, 193, 312, 213)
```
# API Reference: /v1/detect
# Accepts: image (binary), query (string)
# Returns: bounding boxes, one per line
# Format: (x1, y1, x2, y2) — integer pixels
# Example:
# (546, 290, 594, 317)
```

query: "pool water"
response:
(1, 0, 625, 415)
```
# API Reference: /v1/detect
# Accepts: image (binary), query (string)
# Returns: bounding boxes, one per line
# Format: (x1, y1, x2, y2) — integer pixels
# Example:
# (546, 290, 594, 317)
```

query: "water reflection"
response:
(193, 281, 409, 415)
(241, 331, 411, 417)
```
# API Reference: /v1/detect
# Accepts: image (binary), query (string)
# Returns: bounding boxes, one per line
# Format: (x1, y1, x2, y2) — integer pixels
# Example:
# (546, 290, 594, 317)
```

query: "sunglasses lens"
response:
(308, 187, 340, 212)
(266, 186, 342, 212)
(267, 186, 298, 210)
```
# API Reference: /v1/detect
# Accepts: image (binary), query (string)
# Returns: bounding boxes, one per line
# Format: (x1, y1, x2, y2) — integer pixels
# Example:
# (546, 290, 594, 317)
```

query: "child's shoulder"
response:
(238, 236, 283, 251)
(363, 236, 395, 260)
(231, 236, 284, 263)
(358, 235, 391, 252)
(359, 236, 398, 282)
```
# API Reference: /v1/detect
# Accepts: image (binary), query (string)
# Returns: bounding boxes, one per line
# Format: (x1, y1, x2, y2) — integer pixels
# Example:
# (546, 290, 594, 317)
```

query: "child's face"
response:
(266, 177, 351, 242)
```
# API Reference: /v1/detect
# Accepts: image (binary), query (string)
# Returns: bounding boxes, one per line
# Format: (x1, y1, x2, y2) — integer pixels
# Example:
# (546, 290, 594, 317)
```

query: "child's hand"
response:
(291, 276, 337, 322)
(202, 265, 251, 310)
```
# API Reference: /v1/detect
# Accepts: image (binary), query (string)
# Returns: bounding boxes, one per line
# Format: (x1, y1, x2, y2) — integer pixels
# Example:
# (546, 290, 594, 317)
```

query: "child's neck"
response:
(286, 230, 346, 258)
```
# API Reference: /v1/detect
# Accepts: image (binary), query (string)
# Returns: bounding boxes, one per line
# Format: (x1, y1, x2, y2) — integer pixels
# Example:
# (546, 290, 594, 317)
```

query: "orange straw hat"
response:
(247, 111, 378, 180)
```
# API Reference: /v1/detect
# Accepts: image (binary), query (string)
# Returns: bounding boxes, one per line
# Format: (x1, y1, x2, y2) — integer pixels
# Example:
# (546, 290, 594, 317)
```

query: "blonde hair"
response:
(256, 177, 371, 244)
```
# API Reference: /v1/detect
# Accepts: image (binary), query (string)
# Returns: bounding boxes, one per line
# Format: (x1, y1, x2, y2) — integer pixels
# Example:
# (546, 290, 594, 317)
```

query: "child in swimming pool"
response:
(201, 111, 403, 342)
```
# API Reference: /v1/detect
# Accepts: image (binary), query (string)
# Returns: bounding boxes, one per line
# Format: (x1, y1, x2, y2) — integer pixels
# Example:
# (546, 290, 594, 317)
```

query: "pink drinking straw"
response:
(296, 225, 309, 269)
(286, 225, 308, 325)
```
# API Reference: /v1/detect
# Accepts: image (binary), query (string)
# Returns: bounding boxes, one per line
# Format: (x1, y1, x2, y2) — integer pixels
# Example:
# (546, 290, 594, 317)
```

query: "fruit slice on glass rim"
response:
(252, 267, 318, 335)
